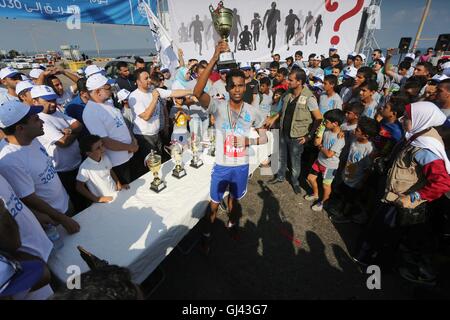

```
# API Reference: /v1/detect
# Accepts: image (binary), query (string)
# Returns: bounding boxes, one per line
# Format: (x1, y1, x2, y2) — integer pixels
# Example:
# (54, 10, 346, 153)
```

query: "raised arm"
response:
(193, 41, 229, 109)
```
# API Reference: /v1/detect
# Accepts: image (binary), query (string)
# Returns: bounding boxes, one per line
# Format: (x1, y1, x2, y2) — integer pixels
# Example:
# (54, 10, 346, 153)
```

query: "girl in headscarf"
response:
(353, 101, 450, 285)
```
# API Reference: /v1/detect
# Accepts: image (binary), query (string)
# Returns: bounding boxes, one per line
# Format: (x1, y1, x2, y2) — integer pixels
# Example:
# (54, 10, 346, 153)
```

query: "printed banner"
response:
(0, 0, 158, 25)
(168, 0, 369, 62)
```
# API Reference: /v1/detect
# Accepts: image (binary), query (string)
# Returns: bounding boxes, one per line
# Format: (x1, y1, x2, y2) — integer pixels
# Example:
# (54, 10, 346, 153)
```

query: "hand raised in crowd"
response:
(212, 40, 230, 62)
(97, 196, 113, 203)
(386, 48, 395, 58)
(59, 215, 80, 234)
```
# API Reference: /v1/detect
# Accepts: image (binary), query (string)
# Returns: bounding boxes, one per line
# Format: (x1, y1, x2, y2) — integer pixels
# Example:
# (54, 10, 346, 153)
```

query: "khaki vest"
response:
(280, 87, 315, 138)
(383, 128, 443, 204)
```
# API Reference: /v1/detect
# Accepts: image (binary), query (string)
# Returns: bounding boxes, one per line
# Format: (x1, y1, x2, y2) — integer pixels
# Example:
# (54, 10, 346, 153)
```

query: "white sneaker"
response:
(312, 201, 323, 212)
(304, 194, 319, 201)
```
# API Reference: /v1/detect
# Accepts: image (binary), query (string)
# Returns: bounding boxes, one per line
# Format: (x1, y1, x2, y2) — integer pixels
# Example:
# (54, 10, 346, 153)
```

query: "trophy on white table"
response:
(145, 150, 166, 193)
(189, 133, 203, 168)
(164, 142, 187, 179)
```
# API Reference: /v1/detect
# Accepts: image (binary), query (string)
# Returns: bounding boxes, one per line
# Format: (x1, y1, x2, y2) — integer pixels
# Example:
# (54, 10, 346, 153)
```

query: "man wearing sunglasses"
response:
(0, 67, 22, 105)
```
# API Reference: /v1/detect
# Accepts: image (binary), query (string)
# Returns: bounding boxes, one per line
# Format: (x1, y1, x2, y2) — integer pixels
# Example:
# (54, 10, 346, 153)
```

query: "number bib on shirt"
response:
(224, 134, 245, 158)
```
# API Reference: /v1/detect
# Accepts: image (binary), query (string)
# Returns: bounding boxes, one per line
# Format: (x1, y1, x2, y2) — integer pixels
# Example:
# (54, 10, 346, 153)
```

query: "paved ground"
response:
(146, 169, 450, 300)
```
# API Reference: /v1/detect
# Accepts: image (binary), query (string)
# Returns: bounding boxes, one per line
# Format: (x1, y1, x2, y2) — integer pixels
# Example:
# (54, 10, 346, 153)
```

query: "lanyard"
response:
(226, 102, 244, 134)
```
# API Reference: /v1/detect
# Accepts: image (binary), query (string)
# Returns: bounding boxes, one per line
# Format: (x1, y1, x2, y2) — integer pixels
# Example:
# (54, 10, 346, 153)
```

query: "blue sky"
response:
(0, 0, 448, 53)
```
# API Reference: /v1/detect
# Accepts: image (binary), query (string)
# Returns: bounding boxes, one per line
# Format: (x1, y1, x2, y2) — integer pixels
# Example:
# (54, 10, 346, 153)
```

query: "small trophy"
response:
(207, 127, 216, 157)
(164, 142, 187, 179)
(145, 150, 166, 193)
(190, 133, 203, 168)
(209, 1, 237, 70)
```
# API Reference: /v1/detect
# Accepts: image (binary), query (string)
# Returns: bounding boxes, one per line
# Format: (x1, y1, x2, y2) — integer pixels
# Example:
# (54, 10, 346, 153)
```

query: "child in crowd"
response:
(319, 75, 343, 115)
(265, 87, 285, 129)
(170, 96, 191, 145)
(117, 88, 132, 130)
(272, 67, 289, 91)
(331, 65, 343, 85)
(373, 94, 406, 157)
(328, 117, 378, 224)
(304, 109, 346, 211)
(341, 102, 365, 140)
(76, 135, 129, 204)
(258, 77, 274, 118)
(359, 79, 379, 119)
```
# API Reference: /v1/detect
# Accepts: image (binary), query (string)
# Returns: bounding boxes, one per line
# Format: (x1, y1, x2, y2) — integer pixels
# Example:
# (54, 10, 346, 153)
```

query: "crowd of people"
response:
(0, 40, 450, 299)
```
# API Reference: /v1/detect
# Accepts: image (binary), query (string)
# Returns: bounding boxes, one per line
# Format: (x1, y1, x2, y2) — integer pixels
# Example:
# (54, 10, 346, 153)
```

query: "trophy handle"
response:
(209, 4, 215, 13)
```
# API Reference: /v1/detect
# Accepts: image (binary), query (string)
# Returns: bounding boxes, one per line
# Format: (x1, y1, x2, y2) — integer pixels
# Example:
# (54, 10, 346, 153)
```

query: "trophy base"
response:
(150, 180, 167, 193)
(172, 168, 187, 179)
(217, 52, 237, 71)
(208, 149, 216, 157)
(190, 159, 204, 168)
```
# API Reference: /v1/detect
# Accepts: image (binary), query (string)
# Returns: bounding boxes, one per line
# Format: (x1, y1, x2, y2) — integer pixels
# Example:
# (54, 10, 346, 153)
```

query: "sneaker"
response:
(312, 201, 323, 212)
(304, 194, 319, 201)
(398, 264, 437, 286)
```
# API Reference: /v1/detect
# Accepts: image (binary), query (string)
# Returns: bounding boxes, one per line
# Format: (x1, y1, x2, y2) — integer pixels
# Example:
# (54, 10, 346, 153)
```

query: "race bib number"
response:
(224, 134, 245, 158)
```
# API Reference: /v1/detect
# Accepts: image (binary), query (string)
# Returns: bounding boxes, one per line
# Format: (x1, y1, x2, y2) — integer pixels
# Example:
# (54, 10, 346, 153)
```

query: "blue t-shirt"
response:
(65, 94, 86, 124)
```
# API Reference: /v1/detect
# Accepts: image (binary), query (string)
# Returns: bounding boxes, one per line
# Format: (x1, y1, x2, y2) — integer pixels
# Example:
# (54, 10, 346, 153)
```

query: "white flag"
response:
(140, 0, 179, 73)
(366, 4, 381, 30)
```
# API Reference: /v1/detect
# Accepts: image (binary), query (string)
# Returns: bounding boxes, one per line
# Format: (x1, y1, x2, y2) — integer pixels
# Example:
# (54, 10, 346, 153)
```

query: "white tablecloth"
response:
(48, 131, 273, 284)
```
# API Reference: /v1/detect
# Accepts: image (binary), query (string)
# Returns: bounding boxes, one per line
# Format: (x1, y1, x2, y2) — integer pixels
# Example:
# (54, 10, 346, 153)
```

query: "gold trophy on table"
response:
(189, 133, 203, 168)
(164, 142, 187, 179)
(145, 150, 166, 193)
(209, 1, 237, 70)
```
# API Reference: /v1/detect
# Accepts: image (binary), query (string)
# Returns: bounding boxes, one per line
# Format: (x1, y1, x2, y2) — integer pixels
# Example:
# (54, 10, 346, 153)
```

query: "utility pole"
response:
(412, 0, 432, 51)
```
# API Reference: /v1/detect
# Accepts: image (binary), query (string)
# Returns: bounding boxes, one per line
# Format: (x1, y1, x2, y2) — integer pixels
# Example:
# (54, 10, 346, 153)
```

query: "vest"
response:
(383, 128, 443, 205)
(280, 86, 315, 138)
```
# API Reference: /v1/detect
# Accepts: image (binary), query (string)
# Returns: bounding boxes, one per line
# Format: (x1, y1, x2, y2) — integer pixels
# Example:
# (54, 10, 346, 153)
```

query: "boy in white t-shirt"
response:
(76, 135, 129, 204)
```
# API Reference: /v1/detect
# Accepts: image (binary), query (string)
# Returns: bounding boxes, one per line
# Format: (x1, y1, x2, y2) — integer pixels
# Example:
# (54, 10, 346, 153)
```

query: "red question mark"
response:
(327, 0, 365, 45)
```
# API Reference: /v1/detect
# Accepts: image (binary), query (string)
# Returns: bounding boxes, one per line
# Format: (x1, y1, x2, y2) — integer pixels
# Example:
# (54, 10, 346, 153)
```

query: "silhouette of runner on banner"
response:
(263, 2, 281, 54)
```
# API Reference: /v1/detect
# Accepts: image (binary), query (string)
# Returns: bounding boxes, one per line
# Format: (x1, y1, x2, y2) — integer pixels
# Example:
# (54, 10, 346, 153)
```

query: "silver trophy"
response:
(189, 133, 203, 168)
(207, 127, 216, 157)
(164, 142, 187, 179)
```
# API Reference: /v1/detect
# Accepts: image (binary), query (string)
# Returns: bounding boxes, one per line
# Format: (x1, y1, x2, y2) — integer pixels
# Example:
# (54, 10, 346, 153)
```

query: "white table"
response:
(48, 132, 273, 284)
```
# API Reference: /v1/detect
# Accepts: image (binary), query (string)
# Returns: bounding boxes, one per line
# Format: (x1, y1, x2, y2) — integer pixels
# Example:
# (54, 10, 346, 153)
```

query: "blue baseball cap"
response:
(0, 101, 43, 129)
(31, 85, 58, 101)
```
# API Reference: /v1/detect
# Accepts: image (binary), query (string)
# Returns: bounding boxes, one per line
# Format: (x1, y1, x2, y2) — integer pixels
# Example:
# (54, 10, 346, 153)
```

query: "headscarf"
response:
(174, 67, 190, 88)
(405, 101, 450, 174)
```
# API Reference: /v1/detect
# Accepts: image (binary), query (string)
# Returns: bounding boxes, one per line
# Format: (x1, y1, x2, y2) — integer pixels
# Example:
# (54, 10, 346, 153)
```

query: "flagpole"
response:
(92, 24, 101, 56)
(412, 0, 432, 51)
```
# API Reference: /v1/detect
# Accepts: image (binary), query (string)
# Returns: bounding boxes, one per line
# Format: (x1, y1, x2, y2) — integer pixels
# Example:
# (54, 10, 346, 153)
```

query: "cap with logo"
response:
(356, 53, 367, 61)
(0, 101, 43, 129)
(31, 85, 58, 101)
(15, 80, 35, 96)
(0, 67, 19, 80)
(343, 66, 358, 79)
(117, 89, 131, 102)
(312, 55, 322, 61)
(86, 74, 115, 91)
(405, 53, 416, 60)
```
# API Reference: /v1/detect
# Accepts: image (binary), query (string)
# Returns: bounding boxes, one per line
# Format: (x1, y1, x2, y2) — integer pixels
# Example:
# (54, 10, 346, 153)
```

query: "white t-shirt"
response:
(209, 80, 227, 100)
(208, 99, 266, 166)
(128, 88, 172, 136)
(83, 100, 133, 167)
(259, 91, 274, 117)
(37, 111, 81, 172)
(0, 174, 53, 261)
(76, 155, 117, 198)
(0, 139, 69, 214)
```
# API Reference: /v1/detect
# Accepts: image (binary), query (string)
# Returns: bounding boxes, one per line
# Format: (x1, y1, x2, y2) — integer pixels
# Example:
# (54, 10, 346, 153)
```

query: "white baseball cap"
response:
(0, 67, 19, 80)
(15, 80, 35, 95)
(431, 74, 449, 82)
(30, 85, 58, 101)
(253, 63, 261, 71)
(0, 101, 43, 129)
(86, 74, 115, 91)
(312, 55, 322, 61)
(117, 89, 131, 102)
(357, 53, 367, 61)
(344, 66, 358, 79)
(29, 68, 44, 79)
(405, 53, 416, 60)
(348, 52, 358, 58)
(329, 45, 338, 52)
(240, 62, 252, 70)
(84, 65, 105, 78)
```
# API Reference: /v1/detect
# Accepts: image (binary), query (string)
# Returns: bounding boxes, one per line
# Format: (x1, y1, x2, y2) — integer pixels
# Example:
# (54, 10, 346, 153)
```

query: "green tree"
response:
(8, 50, 20, 59)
